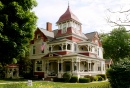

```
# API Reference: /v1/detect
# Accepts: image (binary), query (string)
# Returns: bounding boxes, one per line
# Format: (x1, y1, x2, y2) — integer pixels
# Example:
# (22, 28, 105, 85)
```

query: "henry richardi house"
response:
(29, 5, 105, 79)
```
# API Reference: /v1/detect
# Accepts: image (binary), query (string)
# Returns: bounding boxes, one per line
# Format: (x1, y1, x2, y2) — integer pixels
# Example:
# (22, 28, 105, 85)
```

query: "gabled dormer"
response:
(56, 5, 82, 33)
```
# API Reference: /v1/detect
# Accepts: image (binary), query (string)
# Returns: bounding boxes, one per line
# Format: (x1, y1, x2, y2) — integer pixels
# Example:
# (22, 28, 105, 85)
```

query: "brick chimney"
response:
(46, 22, 52, 32)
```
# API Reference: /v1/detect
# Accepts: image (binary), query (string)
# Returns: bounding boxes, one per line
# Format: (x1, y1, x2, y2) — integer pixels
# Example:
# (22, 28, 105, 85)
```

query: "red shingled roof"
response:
(56, 6, 80, 23)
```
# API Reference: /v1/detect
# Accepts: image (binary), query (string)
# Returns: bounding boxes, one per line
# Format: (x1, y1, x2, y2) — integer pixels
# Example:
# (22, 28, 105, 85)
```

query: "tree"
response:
(101, 26, 130, 62)
(18, 51, 34, 78)
(0, 0, 37, 65)
(107, 58, 130, 88)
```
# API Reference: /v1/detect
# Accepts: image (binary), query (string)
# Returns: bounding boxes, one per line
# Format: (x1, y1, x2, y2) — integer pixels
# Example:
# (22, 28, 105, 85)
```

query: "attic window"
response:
(37, 34, 41, 39)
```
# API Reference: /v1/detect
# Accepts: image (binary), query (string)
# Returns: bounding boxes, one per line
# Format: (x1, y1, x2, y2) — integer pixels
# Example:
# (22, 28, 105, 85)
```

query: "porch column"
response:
(90, 61, 91, 71)
(46, 61, 49, 74)
(93, 62, 96, 71)
(79, 61, 80, 72)
(61, 60, 63, 72)
(88, 62, 89, 71)
(58, 60, 59, 73)
(61, 44, 63, 51)
(88, 45, 90, 51)
(101, 61, 103, 72)
(87, 44, 89, 51)
(65, 43, 67, 51)
(72, 59, 74, 72)
(96, 62, 98, 71)
(95, 61, 98, 71)
(46, 60, 49, 74)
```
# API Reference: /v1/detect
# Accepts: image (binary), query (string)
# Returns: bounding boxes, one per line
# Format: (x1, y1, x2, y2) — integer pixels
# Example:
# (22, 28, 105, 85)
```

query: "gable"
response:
(85, 32, 96, 41)
(43, 53, 62, 57)
(92, 32, 102, 47)
(34, 28, 48, 41)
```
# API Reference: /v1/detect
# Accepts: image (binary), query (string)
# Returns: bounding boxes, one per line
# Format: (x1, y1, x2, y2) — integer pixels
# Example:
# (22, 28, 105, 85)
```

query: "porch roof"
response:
(42, 52, 105, 61)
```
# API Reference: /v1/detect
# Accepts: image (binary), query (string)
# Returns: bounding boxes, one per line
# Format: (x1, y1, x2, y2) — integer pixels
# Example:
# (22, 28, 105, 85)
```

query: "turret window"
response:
(62, 23, 66, 33)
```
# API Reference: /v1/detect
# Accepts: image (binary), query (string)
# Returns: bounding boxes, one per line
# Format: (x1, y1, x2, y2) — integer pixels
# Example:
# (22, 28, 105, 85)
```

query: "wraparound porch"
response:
(43, 58, 105, 78)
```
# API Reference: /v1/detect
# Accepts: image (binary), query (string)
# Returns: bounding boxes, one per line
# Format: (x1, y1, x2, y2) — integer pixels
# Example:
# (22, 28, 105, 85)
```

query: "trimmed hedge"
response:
(53, 78, 65, 82)
(23, 73, 33, 79)
(79, 78, 90, 83)
(96, 74, 107, 80)
(84, 75, 94, 82)
(97, 76, 104, 81)
(63, 72, 71, 82)
(93, 76, 98, 81)
(69, 76, 78, 83)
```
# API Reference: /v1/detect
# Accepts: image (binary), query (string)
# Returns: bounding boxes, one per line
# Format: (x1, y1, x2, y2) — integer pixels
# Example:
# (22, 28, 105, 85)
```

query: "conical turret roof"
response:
(56, 6, 80, 24)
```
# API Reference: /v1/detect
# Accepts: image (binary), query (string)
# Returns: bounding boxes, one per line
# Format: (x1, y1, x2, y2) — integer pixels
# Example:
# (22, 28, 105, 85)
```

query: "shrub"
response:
(63, 72, 71, 82)
(96, 74, 107, 80)
(84, 75, 94, 82)
(107, 58, 130, 88)
(69, 76, 78, 83)
(106, 68, 110, 78)
(93, 76, 98, 81)
(59, 78, 65, 82)
(53, 78, 59, 82)
(97, 76, 104, 81)
(23, 73, 33, 79)
(53, 78, 65, 82)
(79, 78, 90, 83)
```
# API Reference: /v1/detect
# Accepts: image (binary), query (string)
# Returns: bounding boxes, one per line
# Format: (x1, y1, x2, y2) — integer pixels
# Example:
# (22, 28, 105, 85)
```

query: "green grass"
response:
(0, 81, 111, 88)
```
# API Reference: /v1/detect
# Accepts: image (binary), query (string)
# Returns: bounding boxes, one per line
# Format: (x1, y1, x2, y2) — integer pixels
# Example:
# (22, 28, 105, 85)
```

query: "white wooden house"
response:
(29, 5, 105, 78)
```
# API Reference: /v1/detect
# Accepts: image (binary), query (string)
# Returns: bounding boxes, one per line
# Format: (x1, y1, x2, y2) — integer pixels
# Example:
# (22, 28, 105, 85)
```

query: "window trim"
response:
(35, 60, 43, 72)
(32, 46, 35, 55)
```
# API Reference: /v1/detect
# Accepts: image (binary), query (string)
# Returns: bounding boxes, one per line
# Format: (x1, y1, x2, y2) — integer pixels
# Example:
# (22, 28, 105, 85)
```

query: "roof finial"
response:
(68, 1, 69, 7)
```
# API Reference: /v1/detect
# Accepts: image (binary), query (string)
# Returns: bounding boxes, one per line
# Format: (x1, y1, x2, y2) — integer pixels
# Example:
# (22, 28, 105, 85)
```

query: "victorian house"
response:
(29, 5, 105, 79)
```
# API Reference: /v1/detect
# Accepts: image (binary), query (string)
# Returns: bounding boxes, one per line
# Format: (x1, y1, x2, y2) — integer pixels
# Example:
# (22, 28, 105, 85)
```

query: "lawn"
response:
(0, 81, 111, 88)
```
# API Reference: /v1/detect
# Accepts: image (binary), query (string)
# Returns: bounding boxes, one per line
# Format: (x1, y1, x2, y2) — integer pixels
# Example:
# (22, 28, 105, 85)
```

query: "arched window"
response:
(67, 44, 71, 50)
(79, 46, 87, 51)
(53, 45, 62, 51)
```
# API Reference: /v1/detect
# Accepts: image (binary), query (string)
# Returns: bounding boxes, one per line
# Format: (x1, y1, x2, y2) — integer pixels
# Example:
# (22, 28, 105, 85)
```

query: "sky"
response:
(33, 0, 130, 33)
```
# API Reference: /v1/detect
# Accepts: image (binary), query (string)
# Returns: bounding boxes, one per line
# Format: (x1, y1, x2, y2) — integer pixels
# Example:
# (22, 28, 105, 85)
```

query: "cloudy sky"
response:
(33, 0, 130, 33)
